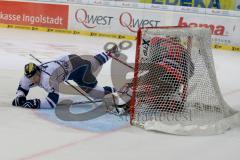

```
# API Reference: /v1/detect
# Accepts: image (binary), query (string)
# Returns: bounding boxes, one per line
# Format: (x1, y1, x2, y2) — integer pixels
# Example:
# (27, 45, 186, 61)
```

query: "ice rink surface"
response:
(0, 28, 240, 160)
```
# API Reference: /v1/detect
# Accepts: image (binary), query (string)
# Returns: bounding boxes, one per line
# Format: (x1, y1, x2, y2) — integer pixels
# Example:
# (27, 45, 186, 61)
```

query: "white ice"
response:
(0, 28, 240, 160)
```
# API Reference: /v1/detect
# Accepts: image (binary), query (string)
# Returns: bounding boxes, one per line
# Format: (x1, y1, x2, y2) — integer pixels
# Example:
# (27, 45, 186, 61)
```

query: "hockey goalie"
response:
(12, 45, 130, 112)
(132, 36, 195, 113)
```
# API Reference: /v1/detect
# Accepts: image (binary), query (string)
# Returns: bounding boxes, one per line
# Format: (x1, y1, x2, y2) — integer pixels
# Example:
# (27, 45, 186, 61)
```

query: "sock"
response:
(94, 52, 109, 65)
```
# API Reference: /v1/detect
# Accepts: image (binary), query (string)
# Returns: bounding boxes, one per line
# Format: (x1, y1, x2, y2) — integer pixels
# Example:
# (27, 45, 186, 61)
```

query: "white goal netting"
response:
(130, 27, 240, 135)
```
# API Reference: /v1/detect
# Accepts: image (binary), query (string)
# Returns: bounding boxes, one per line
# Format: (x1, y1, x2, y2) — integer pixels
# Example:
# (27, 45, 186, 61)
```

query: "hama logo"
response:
(178, 17, 225, 36)
(75, 9, 114, 29)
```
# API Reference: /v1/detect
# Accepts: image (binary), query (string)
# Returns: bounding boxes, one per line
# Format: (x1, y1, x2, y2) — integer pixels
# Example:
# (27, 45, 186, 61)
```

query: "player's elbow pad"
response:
(40, 92, 59, 109)
(17, 85, 29, 96)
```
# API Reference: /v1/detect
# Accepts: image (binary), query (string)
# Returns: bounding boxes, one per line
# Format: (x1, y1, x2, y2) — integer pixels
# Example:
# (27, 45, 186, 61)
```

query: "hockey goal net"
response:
(130, 27, 240, 135)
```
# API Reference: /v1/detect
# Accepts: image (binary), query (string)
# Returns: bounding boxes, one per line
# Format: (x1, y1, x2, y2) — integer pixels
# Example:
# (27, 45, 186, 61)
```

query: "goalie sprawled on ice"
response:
(12, 45, 131, 114)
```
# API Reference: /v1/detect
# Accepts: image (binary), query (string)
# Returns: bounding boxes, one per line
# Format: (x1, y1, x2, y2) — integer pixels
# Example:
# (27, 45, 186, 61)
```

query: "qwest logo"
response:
(178, 17, 225, 35)
(119, 12, 161, 33)
(75, 9, 113, 28)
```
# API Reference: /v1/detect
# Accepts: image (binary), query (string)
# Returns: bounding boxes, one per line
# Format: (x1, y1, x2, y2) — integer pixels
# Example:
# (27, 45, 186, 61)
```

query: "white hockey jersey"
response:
(16, 55, 73, 109)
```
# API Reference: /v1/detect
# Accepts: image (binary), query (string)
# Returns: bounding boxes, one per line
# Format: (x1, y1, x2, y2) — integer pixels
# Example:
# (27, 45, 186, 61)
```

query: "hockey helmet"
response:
(24, 63, 40, 78)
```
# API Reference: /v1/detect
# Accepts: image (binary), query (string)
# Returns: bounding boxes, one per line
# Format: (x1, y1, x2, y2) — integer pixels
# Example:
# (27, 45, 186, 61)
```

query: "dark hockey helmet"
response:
(24, 63, 40, 78)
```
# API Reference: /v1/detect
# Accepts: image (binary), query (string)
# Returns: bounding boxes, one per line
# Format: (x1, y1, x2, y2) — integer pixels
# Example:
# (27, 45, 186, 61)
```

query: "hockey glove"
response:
(22, 99, 41, 109)
(12, 96, 26, 106)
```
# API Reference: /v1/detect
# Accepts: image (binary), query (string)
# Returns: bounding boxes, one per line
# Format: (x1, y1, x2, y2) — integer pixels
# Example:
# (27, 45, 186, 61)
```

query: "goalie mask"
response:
(24, 63, 40, 78)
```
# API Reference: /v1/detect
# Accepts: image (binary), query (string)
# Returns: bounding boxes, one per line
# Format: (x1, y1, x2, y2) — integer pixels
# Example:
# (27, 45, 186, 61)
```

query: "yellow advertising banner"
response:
(140, 0, 236, 10)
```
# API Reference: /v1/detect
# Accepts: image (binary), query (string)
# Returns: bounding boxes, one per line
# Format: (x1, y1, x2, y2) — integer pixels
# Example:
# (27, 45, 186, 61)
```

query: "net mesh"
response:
(130, 27, 240, 135)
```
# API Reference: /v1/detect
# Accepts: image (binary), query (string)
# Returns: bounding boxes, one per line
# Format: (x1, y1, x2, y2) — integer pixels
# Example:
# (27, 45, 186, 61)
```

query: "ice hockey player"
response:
(138, 36, 194, 111)
(12, 45, 130, 112)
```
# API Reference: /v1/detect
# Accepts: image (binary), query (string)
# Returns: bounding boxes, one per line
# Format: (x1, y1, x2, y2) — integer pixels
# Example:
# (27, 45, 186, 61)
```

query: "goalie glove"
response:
(12, 96, 26, 106)
(22, 99, 41, 109)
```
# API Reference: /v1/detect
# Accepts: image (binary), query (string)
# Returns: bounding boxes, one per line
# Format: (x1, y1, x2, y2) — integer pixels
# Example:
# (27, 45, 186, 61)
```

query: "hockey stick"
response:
(107, 53, 134, 70)
(58, 99, 103, 106)
(29, 54, 95, 104)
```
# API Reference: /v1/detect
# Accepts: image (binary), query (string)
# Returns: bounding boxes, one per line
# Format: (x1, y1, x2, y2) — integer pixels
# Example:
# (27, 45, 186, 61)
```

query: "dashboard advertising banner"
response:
(0, 1, 69, 29)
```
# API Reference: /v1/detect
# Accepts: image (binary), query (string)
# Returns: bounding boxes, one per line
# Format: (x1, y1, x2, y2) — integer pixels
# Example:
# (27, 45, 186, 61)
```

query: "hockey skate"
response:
(106, 44, 120, 58)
